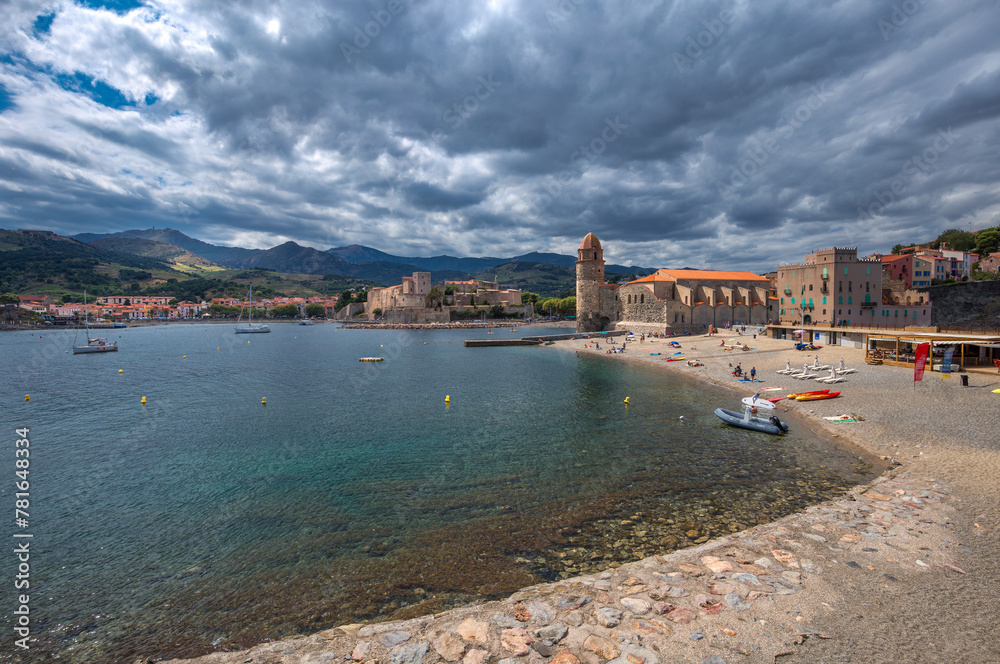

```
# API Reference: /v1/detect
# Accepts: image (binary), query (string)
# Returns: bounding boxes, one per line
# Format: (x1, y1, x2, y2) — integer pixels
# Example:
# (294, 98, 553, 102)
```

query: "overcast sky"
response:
(1, 0, 998, 270)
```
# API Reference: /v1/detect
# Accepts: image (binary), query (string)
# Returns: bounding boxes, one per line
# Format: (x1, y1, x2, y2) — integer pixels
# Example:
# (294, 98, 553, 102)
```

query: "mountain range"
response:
(71, 228, 654, 286)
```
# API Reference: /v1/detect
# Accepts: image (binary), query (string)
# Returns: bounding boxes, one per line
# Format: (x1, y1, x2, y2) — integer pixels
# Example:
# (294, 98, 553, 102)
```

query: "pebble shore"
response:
(162, 331, 1000, 664)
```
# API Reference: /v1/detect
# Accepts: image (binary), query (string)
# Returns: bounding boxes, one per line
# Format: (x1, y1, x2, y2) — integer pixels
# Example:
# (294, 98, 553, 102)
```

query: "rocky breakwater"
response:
(161, 472, 966, 664)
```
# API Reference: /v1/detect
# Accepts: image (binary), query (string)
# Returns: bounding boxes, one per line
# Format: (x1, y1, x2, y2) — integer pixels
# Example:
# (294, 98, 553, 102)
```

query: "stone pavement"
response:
(162, 472, 963, 664)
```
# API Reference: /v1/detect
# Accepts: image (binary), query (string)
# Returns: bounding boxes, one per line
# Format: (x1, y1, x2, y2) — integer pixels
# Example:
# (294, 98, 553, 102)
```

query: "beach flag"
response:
(914, 342, 930, 382)
(941, 345, 956, 379)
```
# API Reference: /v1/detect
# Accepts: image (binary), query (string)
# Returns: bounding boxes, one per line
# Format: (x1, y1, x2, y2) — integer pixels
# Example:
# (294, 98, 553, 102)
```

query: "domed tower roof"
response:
(579, 232, 602, 251)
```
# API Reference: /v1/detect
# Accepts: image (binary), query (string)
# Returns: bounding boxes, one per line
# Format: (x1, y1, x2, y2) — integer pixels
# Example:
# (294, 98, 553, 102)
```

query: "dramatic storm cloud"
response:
(1, 0, 998, 270)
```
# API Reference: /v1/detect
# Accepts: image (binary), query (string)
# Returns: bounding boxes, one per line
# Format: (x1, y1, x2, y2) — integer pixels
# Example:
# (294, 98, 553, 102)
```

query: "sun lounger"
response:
(795, 372, 819, 380)
(836, 367, 857, 375)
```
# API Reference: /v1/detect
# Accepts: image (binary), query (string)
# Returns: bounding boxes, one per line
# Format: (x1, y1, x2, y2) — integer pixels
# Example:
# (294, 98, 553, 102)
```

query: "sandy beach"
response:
(166, 330, 1000, 664)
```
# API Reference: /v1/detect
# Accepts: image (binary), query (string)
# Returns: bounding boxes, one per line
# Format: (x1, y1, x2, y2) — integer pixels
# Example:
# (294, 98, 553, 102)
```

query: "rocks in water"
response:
(596, 607, 623, 628)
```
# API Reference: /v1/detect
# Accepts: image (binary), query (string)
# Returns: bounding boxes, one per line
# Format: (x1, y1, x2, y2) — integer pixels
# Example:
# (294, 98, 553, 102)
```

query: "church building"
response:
(575, 232, 771, 333)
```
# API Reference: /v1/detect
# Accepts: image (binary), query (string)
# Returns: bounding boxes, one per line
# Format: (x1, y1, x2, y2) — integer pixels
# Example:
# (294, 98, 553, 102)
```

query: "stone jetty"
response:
(163, 473, 959, 664)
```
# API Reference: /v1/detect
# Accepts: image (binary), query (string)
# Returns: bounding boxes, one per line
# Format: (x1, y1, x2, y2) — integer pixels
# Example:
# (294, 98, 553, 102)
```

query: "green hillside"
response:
(88, 237, 227, 274)
(475, 261, 576, 297)
(0, 230, 377, 302)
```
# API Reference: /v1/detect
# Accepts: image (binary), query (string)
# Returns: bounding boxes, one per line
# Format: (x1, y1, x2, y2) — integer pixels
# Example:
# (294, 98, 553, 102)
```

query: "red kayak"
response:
(786, 389, 830, 399)
(795, 391, 841, 401)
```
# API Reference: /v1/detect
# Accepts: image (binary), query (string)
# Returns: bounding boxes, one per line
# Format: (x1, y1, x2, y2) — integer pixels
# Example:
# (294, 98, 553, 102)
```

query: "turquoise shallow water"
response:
(0, 324, 874, 663)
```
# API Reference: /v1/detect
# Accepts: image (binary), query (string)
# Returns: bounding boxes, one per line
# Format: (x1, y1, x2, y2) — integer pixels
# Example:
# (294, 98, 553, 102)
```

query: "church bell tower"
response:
(576, 232, 606, 332)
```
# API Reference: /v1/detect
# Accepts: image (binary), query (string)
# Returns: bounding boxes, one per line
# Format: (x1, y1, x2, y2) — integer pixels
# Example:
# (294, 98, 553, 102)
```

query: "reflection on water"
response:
(0, 324, 876, 663)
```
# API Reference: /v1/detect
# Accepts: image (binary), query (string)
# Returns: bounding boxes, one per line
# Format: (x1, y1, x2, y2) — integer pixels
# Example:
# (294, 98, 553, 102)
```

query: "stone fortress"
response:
(365, 272, 529, 323)
(576, 232, 771, 333)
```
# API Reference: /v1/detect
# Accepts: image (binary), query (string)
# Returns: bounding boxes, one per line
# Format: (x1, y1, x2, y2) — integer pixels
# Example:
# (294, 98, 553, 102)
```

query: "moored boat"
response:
(714, 407, 788, 434)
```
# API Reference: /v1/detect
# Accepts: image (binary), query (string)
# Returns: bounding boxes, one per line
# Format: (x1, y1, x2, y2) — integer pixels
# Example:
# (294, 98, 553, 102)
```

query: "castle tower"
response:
(576, 232, 607, 332)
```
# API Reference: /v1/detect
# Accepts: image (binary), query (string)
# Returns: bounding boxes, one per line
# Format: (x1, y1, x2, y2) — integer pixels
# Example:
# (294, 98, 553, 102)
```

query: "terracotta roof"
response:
(579, 232, 602, 251)
(630, 268, 768, 283)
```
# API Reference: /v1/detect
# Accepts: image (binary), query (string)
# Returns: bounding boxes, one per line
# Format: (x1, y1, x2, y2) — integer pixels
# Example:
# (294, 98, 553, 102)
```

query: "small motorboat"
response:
(715, 407, 788, 434)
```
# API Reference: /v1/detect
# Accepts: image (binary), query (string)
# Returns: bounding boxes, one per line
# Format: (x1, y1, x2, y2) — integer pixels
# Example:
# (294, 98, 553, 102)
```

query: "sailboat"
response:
(235, 284, 270, 334)
(298, 302, 314, 325)
(73, 291, 118, 354)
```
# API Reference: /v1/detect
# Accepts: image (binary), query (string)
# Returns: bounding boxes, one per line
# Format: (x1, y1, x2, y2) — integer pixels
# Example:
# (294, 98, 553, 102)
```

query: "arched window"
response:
(640, 294, 645, 304)
(594, 252, 598, 260)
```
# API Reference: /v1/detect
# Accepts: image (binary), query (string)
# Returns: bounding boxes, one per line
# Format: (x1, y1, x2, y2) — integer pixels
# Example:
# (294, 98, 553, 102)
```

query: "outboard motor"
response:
(769, 415, 788, 432)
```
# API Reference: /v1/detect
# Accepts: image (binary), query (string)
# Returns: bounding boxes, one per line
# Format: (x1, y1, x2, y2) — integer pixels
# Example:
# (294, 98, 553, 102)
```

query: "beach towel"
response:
(823, 415, 864, 422)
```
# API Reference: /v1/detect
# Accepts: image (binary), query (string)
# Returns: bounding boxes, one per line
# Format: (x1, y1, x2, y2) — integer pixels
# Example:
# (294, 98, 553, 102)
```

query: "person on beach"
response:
(750, 367, 756, 380)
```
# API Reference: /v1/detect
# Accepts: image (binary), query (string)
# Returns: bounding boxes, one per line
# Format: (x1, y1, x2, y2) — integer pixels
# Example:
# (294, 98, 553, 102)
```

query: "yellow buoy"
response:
(25, 395, 29, 402)
(624, 397, 630, 404)
(262, 397, 267, 405)
(141, 396, 147, 404)
(119, 369, 123, 373)
(445, 395, 450, 403)
(182, 355, 186, 359)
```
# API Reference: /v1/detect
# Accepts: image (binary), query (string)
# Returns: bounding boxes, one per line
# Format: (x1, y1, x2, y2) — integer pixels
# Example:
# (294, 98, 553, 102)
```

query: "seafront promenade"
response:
(167, 332, 1000, 664)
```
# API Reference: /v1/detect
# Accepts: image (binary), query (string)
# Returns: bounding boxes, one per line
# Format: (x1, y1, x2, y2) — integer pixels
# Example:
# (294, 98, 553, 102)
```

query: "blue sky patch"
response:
(33, 13, 56, 36)
(55, 71, 136, 109)
(77, 0, 144, 14)
(0, 84, 13, 113)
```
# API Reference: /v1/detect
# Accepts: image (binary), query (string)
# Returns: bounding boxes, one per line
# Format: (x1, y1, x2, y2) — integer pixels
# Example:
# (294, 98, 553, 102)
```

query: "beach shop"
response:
(865, 332, 1000, 374)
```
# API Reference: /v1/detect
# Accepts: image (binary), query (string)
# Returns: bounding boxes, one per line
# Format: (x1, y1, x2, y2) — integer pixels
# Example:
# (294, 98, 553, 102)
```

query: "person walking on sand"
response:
(750, 367, 756, 381)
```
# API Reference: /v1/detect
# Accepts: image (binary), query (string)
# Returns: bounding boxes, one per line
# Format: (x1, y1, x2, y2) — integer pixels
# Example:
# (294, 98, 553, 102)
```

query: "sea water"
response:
(0, 324, 875, 663)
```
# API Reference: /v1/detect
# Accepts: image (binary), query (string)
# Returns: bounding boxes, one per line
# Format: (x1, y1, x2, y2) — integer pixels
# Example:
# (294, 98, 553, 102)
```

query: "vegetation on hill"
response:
(474, 261, 576, 297)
